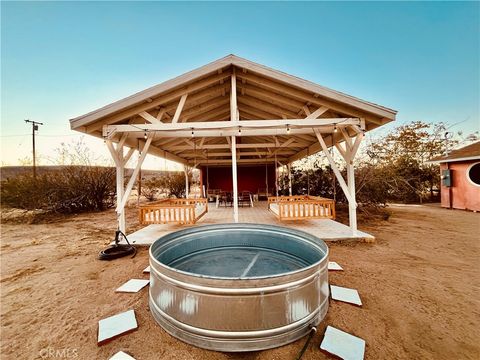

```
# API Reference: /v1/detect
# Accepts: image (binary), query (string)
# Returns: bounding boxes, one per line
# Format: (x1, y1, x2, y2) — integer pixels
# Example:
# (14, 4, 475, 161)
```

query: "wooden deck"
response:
(125, 201, 374, 245)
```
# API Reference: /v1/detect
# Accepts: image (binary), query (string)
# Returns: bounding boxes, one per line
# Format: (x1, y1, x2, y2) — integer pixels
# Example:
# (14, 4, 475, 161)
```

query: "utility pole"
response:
(24, 119, 43, 179)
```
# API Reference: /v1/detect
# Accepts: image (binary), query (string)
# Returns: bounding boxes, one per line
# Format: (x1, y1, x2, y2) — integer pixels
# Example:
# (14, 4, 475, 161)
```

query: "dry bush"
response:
(1, 166, 116, 213)
(157, 173, 187, 198)
(280, 121, 479, 206)
(141, 177, 162, 201)
(1, 139, 116, 213)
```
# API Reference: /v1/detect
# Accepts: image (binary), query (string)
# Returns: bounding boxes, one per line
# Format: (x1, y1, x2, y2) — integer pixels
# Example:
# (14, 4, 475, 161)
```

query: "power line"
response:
(445, 116, 470, 131)
(37, 134, 79, 137)
(1, 133, 79, 138)
(0, 134, 30, 137)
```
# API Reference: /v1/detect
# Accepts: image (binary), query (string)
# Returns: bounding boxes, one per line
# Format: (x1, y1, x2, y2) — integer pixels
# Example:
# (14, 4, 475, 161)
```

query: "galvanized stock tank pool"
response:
(149, 223, 329, 352)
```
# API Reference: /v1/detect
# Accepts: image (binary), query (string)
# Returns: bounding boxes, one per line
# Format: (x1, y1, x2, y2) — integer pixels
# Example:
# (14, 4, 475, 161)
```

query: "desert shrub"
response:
(1, 166, 116, 213)
(157, 172, 187, 198)
(280, 121, 478, 206)
(139, 172, 188, 201)
(141, 177, 162, 201)
(280, 163, 389, 208)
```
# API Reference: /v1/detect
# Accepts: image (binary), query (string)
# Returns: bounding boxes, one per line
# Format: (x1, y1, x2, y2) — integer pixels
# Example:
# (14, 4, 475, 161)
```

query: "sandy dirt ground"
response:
(1, 204, 479, 360)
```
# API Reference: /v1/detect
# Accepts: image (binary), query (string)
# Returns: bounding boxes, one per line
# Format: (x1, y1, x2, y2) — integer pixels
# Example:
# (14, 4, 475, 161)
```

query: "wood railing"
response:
(139, 198, 208, 225)
(268, 195, 335, 221)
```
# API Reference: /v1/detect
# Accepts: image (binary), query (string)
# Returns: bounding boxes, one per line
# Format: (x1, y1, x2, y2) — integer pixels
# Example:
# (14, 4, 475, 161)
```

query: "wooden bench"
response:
(139, 198, 208, 225)
(267, 195, 335, 221)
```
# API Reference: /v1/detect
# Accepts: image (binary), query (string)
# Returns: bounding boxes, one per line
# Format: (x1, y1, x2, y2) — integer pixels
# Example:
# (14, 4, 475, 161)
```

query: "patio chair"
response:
(218, 192, 233, 207)
(238, 191, 252, 207)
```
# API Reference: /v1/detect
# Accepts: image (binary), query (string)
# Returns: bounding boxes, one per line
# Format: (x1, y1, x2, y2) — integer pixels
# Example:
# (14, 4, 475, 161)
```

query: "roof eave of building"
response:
(427, 155, 480, 164)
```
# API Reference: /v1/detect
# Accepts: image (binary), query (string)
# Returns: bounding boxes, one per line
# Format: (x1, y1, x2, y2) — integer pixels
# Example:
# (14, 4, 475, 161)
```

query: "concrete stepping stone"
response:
(320, 325, 365, 360)
(328, 261, 343, 271)
(116, 279, 150, 293)
(98, 310, 138, 345)
(330, 285, 362, 306)
(109, 351, 136, 360)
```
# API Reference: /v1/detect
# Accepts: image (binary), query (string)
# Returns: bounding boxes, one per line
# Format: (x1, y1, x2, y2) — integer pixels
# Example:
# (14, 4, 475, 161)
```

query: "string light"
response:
(191, 128, 195, 138)
(286, 124, 290, 134)
(333, 124, 338, 133)
(144, 131, 147, 140)
(238, 126, 242, 135)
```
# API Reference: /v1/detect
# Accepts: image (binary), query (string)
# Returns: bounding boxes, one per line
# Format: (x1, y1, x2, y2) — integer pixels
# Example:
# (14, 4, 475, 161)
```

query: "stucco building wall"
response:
(440, 161, 480, 211)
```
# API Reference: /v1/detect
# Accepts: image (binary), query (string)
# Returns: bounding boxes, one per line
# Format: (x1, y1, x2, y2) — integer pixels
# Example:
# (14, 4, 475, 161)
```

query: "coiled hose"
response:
(98, 230, 136, 260)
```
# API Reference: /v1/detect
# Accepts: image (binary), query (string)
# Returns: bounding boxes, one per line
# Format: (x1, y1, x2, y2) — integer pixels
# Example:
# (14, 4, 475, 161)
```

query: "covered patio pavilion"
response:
(69, 54, 396, 241)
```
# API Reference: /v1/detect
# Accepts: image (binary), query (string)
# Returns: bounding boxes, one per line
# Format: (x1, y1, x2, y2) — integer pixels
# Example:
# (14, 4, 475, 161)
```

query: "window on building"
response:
(467, 162, 480, 186)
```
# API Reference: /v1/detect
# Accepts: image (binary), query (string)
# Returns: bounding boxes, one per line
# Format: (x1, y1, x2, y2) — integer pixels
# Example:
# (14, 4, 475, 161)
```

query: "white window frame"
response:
(466, 162, 480, 187)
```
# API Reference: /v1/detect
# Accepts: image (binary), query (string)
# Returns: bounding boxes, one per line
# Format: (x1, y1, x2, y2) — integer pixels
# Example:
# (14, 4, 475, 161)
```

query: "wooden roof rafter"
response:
(70, 54, 396, 166)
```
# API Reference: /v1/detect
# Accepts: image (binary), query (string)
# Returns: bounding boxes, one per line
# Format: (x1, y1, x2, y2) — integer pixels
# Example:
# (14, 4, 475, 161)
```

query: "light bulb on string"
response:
(238, 126, 242, 136)
(286, 124, 290, 134)
(191, 128, 195, 138)
(333, 124, 338, 133)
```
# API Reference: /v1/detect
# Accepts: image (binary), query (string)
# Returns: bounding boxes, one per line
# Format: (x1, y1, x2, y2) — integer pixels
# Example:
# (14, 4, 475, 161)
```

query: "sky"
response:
(1, 1, 479, 169)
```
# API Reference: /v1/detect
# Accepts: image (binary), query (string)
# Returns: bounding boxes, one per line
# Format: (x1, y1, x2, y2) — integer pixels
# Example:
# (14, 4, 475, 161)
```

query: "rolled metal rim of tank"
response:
(149, 223, 329, 280)
(149, 223, 329, 352)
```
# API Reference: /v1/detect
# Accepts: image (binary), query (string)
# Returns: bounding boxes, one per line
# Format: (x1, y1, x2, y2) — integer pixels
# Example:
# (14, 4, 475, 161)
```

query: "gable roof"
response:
(429, 141, 480, 163)
(69, 54, 397, 166)
(70, 54, 396, 130)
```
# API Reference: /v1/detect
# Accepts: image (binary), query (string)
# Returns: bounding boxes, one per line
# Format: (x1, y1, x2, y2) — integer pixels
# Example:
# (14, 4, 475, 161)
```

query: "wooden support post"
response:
(336, 129, 364, 233)
(231, 135, 239, 222)
(288, 163, 293, 196)
(137, 141, 141, 207)
(314, 129, 354, 205)
(106, 140, 126, 233)
(346, 160, 357, 232)
(116, 162, 125, 232)
(184, 165, 189, 198)
(116, 135, 153, 213)
(275, 162, 279, 197)
(231, 68, 239, 222)
(265, 162, 269, 197)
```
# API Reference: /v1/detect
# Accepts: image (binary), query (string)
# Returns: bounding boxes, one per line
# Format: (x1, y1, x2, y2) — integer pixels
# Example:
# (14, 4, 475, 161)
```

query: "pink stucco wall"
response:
(440, 161, 480, 211)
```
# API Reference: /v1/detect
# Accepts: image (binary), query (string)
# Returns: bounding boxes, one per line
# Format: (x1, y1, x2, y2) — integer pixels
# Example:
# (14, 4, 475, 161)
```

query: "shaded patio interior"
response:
(126, 201, 374, 245)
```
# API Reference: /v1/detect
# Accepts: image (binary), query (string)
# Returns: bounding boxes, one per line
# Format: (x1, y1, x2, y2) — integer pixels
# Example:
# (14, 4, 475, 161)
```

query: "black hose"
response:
(98, 230, 137, 260)
(294, 326, 317, 360)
